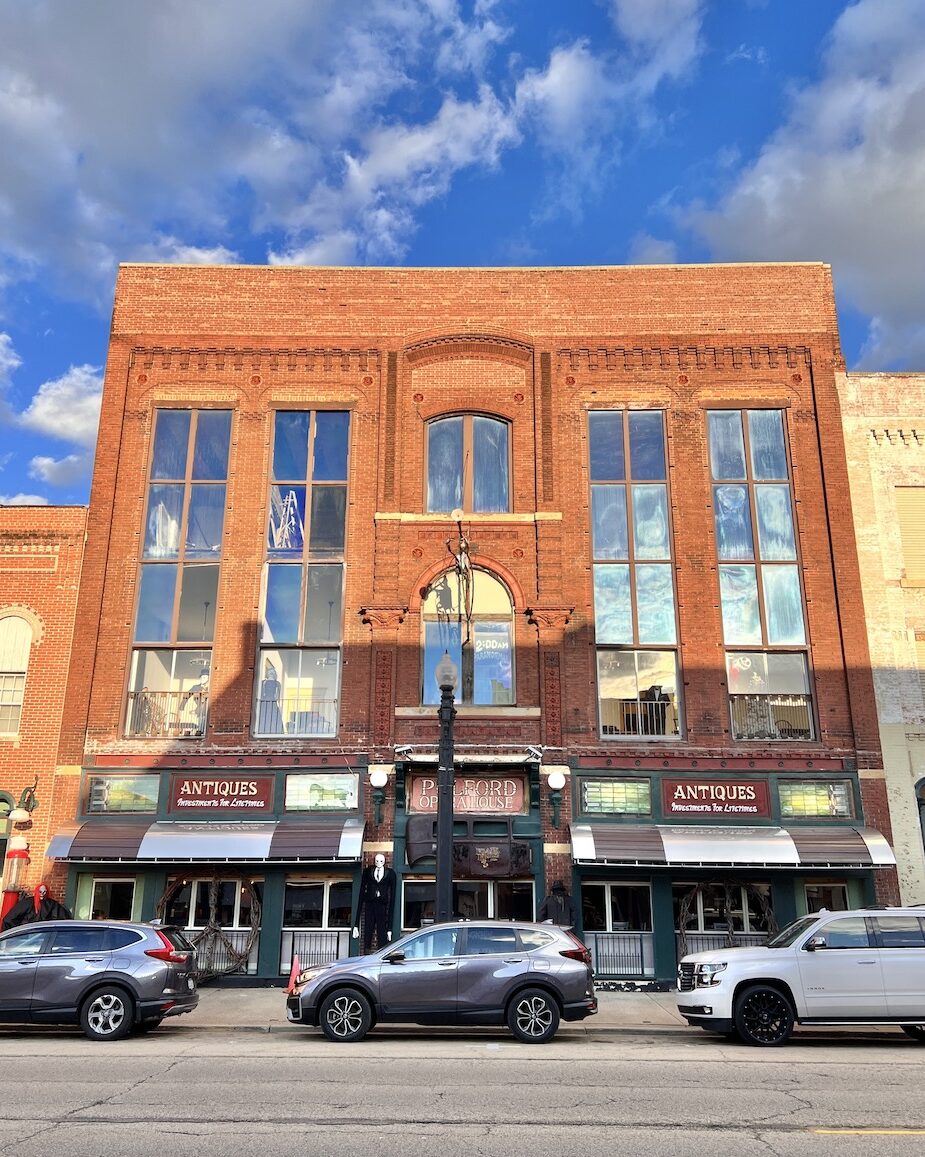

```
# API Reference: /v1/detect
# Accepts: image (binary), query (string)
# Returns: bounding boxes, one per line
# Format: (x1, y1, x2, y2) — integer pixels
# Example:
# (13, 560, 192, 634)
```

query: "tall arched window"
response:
(0, 615, 33, 735)
(426, 416, 510, 513)
(421, 569, 514, 705)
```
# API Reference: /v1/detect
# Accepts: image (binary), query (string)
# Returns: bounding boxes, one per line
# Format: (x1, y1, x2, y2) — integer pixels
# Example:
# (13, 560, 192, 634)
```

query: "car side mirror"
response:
(805, 936, 826, 952)
(384, 949, 405, 964)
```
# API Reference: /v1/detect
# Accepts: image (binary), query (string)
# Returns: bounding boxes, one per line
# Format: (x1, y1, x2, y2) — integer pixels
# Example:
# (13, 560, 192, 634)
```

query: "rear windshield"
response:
(160, 928, 196, 953)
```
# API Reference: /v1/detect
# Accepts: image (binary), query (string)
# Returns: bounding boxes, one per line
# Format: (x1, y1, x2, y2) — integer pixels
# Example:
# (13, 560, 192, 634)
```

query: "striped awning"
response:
(46, 816, 364, 863)
(570, 824, 895, 869)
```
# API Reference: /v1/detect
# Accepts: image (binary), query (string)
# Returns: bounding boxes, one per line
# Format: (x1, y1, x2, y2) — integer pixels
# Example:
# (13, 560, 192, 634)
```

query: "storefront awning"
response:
(570, 824, 896, 869)
(47, 817, 365, 863)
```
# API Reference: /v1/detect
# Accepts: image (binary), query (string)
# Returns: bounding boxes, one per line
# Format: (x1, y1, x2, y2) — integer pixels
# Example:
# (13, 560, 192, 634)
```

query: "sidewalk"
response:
(187, 986, 692, 1034)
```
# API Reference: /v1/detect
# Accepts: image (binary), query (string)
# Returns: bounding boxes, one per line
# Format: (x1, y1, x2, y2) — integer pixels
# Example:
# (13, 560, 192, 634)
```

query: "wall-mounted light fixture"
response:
(547, 769, 568, 829)
(369, 767, 390, 827)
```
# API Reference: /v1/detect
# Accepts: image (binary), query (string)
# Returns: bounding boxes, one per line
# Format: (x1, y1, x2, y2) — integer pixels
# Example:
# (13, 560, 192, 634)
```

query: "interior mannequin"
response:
(352, 853, 397, 952)
(538, 879, 575, 926)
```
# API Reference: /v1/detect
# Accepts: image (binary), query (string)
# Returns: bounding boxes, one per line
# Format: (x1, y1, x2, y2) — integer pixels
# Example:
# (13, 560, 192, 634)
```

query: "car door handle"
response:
(503, 958, 525, 964)
(84, 957, 105, 963)
(15, 959, 35, 965)
(437, 960, 457, 967)
(856, 961, 878, 965)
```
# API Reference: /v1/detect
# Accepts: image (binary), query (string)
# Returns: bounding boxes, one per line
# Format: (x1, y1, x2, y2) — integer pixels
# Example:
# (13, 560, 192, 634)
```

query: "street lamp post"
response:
(435, 651, 458, 925)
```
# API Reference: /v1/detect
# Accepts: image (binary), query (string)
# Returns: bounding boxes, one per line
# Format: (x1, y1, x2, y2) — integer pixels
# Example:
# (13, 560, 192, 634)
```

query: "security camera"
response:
(526, 745, 543, 762)
(394, 744, 414, 758)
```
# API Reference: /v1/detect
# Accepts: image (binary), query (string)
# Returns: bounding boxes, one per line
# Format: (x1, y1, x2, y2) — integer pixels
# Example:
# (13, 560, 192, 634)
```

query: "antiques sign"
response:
(662, 778, 771, 818)
(408, 775, 527, 814)
(168, 774, 275, 813)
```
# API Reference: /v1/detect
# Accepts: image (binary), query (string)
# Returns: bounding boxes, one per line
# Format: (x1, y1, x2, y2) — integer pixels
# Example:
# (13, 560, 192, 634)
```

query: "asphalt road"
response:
(0, 1025, 923, 1156)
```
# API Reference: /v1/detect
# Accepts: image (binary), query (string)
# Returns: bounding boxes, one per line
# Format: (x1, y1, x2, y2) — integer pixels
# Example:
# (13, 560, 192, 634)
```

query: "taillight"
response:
(145, 930, 191, 964)
(560, 932, 592, 967)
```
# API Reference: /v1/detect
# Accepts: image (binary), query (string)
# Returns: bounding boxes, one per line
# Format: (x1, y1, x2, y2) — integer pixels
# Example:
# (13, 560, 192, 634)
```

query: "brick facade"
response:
(30, 262, 899, 975)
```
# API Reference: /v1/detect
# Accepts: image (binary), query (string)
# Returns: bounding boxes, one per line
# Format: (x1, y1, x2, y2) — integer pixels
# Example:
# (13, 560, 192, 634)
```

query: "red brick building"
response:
(0, 505, 85, 914)
(43, 262, 896, 982)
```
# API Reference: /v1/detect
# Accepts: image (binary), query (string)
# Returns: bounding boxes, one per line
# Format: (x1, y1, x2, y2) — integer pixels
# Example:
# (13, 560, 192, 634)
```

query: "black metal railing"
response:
(126, 690, 209, 738)
(600, 697, 679, 738)
(729, 694, 813, 741)
(585, 932, 655, 977)
(280, 929, 350, 973)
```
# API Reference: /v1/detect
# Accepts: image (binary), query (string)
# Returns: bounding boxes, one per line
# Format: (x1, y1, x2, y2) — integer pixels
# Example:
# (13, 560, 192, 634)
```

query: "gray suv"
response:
(287, 920, 597, 1043)
(0, 920, 199, 1040)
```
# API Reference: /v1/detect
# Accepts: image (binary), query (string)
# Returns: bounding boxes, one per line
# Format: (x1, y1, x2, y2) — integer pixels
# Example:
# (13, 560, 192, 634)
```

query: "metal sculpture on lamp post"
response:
(435, 650, 458, 924)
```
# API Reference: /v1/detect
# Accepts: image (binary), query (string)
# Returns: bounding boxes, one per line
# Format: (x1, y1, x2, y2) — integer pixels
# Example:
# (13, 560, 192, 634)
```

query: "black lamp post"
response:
(435, 651, 458, 924)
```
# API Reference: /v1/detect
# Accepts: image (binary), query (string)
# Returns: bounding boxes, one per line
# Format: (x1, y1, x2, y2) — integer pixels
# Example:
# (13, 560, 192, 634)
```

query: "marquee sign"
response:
(661, 778, 771, 819)
(407, 775, 527, 815)
(168, 774, 275, 813)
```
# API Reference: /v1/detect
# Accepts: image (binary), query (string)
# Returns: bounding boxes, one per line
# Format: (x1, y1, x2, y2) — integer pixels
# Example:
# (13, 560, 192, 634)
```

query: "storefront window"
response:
(779, 780, 852, 818)
(579, 883, 651, 931)
(580, 778, 651, 815)
(401, 880, 532, 929)
(673, 882, 771, 934)
(282, 881, 352, 928)
(86, 774, 160, 814)
(166, 879, 263, 929)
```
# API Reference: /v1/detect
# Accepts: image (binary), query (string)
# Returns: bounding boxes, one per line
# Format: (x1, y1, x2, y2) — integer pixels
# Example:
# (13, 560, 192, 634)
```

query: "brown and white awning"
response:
(570, 824, 895, 869)
(46, 816, 365, 863)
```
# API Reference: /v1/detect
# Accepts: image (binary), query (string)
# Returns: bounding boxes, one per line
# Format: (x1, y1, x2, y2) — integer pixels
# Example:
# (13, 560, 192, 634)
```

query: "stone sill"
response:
(395, 706, 541, 718)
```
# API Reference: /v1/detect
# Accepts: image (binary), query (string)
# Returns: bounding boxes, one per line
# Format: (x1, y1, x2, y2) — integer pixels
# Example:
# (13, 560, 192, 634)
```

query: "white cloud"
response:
(725, 44, 768, 66)
(0, 332, 22, 384)
(0, 493, 48, 506)
(628, 232, 679, 263)
(609, 0, 705, 92)
(28, 453, 92, 487)
(686, 0, 925, 368)
(18, 364, 103, 448)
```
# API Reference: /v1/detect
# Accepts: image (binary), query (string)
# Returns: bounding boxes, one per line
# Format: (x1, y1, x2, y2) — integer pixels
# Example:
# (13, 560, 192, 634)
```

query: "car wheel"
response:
(319, 989, 373, 1043)
(507, 988, 560, 1044)
(133, 1018, 164, 1034)
(80, 987, 134, 1042)
(733, 984, 794, 1047)
(900, 1025, 925, 1042)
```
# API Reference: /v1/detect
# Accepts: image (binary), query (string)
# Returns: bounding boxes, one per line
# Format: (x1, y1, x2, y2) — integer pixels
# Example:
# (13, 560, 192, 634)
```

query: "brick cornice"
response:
(128, 346, 380, 373)
(557, 344, 813, 372)
(404, 333, 533, 365)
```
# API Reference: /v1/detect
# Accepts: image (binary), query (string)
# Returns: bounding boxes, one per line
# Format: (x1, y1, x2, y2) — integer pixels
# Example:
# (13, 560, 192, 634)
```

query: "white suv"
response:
(676, 907, 925, 1046)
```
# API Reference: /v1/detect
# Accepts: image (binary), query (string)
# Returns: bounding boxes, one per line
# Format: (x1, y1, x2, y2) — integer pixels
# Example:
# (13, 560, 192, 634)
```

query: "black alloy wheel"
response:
(900, 1025, 925, 1043)
(733, 984, 795, 1047)
(319, 989, 373, 1043)
(507, 988, 560, 1044)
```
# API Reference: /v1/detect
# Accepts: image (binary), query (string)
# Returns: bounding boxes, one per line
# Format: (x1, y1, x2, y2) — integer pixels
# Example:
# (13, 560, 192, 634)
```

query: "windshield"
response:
(766, 915, 819, 948)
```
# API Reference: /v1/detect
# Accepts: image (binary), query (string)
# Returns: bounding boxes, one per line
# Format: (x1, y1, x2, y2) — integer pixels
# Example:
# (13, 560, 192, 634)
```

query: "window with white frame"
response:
(0, 615, 31, 735)
(580, 883, 652, 931)
(257, 411, 349, 737)
(708, 409, 813, 741)
(589, 411, 680, 738)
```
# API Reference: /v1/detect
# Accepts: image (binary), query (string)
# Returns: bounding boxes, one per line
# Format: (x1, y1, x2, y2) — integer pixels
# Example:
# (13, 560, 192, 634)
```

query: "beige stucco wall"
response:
(838, 372, 925, 902)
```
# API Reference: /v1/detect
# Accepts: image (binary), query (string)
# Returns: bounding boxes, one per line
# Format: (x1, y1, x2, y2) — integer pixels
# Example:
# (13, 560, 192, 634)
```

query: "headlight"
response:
(296, 966, 329, 987)
(695, 962, 727, 987)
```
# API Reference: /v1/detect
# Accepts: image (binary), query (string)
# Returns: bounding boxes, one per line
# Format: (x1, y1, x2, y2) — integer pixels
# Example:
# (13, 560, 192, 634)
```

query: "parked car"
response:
(0, 919, 199, 1041)
(287, 920, 597, 1043)
(676, 906, 925, 1046)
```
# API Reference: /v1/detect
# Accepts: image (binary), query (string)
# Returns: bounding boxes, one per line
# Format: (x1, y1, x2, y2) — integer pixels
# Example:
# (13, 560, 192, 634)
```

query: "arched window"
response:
(426, 416, 509, 513)
(0, 615, 33, 735)
(421, 569, 514, 705)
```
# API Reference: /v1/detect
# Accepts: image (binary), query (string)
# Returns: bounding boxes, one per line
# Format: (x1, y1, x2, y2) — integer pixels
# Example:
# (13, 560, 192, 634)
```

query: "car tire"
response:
(80, 986, 134, 1042)
(133, 1018, 164, 1034)
(507, 988, 560, 1044)
(900, 1025, 925, 1043)
(733, 984, 795, 1047)
(319, 989, 373, 1043)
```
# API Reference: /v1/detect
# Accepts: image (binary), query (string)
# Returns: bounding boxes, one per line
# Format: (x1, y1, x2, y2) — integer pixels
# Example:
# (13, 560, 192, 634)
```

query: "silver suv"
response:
(0, 920, 199, 1040)
(677, 906, 925, 1046)
(287, 920, 597, 1043)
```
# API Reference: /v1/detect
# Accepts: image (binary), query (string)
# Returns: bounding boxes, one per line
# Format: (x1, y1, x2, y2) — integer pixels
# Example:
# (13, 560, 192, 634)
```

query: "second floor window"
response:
(256, 411, 349, 737)
(589, 410, 680, 739)
(427, 415, 509, 513)
(0, 614, 32, 736)
(128, 410, 231, 738)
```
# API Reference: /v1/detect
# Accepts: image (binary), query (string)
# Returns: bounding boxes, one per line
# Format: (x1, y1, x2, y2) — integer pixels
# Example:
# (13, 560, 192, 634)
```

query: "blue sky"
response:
(1, 0, 924, 505)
